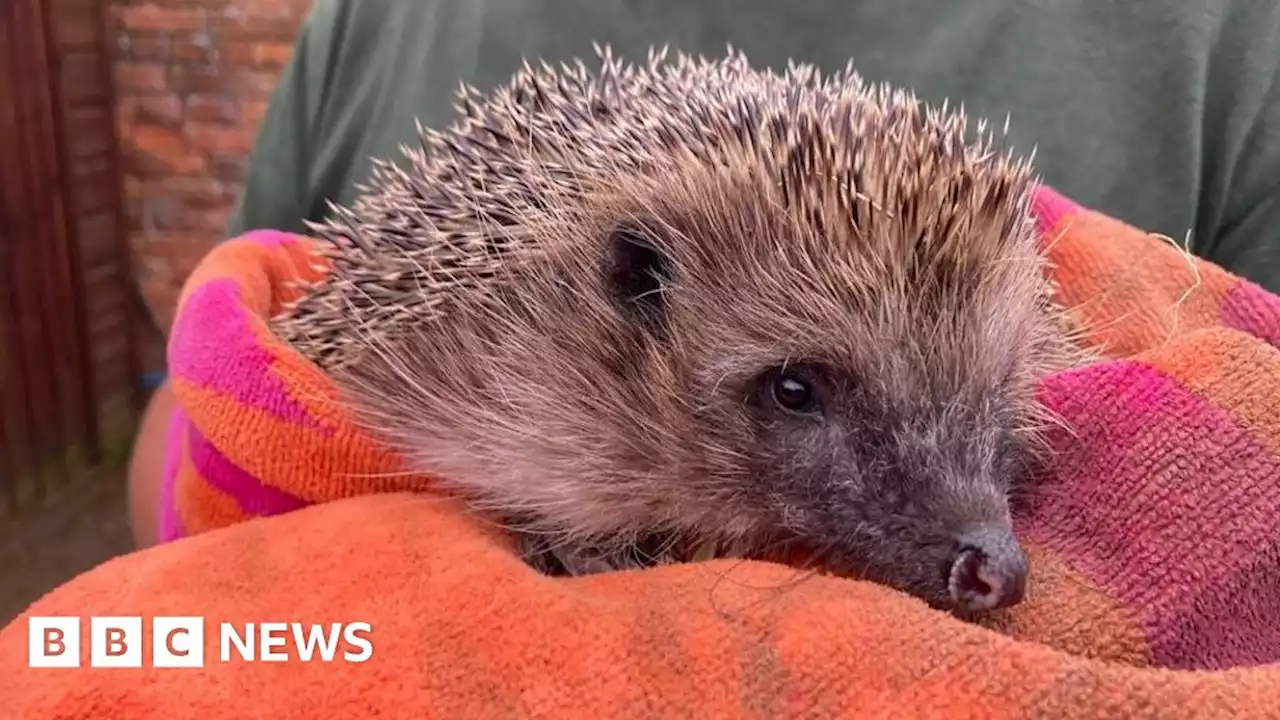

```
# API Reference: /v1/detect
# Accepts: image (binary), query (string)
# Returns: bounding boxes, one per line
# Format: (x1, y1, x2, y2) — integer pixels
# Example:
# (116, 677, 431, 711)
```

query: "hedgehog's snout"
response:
(946, 524, 1029, 612)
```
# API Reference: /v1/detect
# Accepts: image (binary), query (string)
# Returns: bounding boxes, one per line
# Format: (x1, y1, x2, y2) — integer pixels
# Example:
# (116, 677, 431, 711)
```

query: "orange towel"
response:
(2, 186, 1279, 718)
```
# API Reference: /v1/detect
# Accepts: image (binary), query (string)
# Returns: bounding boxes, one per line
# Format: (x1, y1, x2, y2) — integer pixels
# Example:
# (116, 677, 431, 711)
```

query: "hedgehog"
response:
(270, 45, 1084, 616)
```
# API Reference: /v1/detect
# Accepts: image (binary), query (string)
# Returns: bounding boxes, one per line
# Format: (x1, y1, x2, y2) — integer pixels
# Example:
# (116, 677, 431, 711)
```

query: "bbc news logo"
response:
(28, 617, 373, 668)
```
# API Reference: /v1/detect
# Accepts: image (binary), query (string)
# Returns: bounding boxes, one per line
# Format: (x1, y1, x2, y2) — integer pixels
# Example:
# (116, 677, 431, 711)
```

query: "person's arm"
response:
(1198, 5, 1280, 292)
(126, 377, 174, 548)
(1204, 86, 1280, 292)
(1210, 192, 1280, 292)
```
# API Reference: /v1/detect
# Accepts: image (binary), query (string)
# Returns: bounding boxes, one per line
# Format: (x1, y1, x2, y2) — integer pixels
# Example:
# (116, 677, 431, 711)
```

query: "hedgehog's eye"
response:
(772, 370, 818, 414)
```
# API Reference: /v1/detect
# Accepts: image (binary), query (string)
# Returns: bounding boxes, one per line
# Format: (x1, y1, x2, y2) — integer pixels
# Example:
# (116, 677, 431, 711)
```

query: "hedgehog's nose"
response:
(947, 525, 1029, 613)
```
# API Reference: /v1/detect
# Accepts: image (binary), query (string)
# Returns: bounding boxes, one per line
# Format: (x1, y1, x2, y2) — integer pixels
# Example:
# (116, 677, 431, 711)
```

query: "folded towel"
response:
(2, 186, 1279, 718)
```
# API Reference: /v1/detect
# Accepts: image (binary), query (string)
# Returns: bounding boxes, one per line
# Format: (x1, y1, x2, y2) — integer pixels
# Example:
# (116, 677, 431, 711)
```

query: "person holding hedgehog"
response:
(127, 0, 1280, 553)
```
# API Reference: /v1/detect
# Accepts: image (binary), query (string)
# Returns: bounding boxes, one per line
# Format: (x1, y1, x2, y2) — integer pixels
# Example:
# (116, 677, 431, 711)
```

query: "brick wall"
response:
(46, 0, 140, 451)
(110, 0, 310, 335)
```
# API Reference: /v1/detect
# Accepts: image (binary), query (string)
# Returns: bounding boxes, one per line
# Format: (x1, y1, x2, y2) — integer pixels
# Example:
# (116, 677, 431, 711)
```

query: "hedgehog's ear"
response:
(605, 219, 674, 338)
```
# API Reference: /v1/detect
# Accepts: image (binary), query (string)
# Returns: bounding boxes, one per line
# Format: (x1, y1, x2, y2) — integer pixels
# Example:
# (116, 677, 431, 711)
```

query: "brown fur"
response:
(271, 47, 1083, 612)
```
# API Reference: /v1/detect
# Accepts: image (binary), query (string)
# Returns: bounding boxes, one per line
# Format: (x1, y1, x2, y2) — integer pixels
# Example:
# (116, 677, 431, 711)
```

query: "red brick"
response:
(237, 69, 284, 96)
(168, 58, 289, 97)
(185, 93, 239, 124)
(167, 153, 211, 177)
(112, 0, 309, 327)
(122, 147, 207, 177)
(121, 31, 171, 60)
(255, 42, 294, 68)
(209, 155, 247, 183)
(213, 14, 301, 40)
(169, 0, 235, 8)
(185, 209, 233, 233)
(114, 62, 168, 94)
(130, 125, 186, 157)
(170, 65, 229, 94)
(134, 95, 185, 129)
(144, 234, 221, 268)
(221, 40, 294, 69)
(132, 194, 230, 233)
(119, 5, 206, 32)
(165, 0, 238, 11)
(219, 40, 256, 66)
(240, 98, 268, 128)
(164, 177, 233, 209)
(136, 194, 184, 231)
(185, 123, 254, 154)
(123, 176, 144, 204)
(115, 97, 141, 132)
(171, 31, 215, 63)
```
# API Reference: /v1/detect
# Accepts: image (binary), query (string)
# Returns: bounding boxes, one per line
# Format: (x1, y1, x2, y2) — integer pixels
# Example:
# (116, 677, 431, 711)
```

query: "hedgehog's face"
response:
(598, 185, 1053, 615)
(702, 351, 1035, 616)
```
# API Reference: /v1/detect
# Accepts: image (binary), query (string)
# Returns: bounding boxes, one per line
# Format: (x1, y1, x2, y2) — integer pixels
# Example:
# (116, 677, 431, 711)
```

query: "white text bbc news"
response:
(27, 617, 374, 668)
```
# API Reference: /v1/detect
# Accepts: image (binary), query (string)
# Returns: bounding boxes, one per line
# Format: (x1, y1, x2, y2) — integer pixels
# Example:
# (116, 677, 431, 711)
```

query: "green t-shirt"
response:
(227, 0, 1280, 291)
